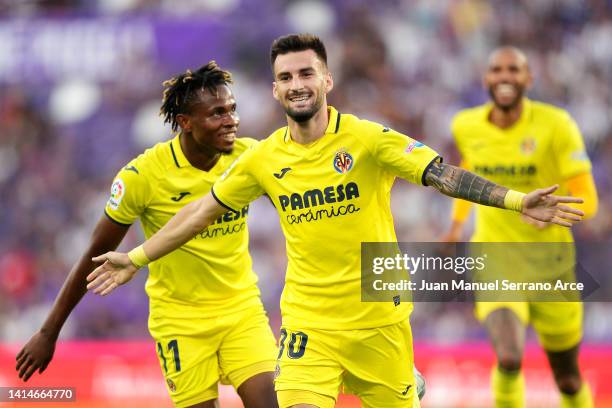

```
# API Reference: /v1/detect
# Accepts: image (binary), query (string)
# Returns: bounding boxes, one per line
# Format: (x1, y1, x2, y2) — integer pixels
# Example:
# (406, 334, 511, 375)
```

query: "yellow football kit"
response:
(451, 98, 593, 351)
(213, 107, 439, 407)
(105, 135, 276, 407)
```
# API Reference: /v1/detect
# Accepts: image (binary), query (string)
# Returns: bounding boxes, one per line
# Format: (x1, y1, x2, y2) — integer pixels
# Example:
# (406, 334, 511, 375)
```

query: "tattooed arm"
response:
(424, 162, 507, 207)
(424, 161, 584, 227)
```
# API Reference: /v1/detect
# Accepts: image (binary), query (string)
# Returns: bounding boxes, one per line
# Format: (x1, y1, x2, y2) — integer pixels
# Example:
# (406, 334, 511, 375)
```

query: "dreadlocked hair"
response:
(160, 61, 233, 132)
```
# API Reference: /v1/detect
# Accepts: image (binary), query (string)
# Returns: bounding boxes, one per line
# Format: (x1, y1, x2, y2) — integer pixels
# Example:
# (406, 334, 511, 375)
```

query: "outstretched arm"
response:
(424, 162, 584, 226)
(16, 216, 129, 381)
(87, 193, 227, 295)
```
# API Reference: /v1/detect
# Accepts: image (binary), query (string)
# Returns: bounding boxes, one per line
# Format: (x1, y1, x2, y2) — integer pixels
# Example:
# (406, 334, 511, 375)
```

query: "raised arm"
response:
(424, 161, 584, 226)
(16, 216, 129, 381)
(86, 193, 227, 295)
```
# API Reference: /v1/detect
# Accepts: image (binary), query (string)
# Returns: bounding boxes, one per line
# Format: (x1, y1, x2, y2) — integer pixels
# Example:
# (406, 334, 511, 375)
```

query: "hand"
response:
(16, 331, 56, 382)
(520, 213, 549, 230)
(87, 252, 138, 295)
(521, 185, 584, 227)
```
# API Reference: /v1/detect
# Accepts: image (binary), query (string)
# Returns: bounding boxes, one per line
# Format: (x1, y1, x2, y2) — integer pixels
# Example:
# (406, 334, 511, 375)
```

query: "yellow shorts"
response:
(150, 302, 277, 407)
(475, 301, 583, 352)
(275, 319, 419, 408)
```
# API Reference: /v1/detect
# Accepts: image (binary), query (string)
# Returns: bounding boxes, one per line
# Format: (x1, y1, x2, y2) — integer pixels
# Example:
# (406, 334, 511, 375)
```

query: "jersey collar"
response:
(283, 106, 342, 143)
(169, 134, 190, 168)
(484, 98, 533, 130)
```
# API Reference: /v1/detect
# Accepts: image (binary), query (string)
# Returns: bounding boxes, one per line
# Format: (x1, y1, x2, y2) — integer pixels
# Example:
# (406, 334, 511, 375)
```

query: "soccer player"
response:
(444, 47, 598, 407)
(15, 62, 278, 408)
(86, 35, 584, 408)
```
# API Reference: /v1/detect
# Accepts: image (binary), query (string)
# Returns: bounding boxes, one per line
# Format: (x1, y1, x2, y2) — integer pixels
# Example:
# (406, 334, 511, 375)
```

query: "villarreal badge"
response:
(166, 378, 177, 392)
(333, 150, 354, 174)
(520, 136, 536, 155)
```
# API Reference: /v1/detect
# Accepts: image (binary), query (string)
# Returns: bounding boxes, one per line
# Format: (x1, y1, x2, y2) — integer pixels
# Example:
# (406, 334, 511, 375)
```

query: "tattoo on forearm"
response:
(424, 162, 508, 208)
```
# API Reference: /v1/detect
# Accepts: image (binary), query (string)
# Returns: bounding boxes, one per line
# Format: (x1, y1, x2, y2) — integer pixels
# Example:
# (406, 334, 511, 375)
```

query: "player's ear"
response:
(272, 82, 280, 101)
(176, 114, 191, 132)
(324, 71, 333, 94)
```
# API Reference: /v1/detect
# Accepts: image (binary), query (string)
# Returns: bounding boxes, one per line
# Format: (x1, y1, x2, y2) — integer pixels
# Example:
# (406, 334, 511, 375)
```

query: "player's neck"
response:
(488, 101, 524, 129)
(179, 132, 221, 171)
(287, 105, 329, 145)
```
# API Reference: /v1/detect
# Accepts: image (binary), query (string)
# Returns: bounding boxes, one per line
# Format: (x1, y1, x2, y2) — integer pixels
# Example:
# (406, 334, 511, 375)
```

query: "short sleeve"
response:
(211, 145, 264, 212)
(371, 127, 441, 185)
(553, 113, 592, 179)
(104, 161, 152, 225)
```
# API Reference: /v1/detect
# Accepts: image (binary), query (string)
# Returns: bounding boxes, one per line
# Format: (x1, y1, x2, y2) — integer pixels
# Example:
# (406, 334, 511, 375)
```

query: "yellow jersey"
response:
(105, 135, 261, 319)
(213, 107, 439, 330)
(451, 98, 592, 242)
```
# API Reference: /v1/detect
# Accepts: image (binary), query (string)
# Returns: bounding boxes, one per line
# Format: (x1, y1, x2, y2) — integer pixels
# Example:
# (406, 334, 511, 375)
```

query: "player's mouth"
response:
(219, 132, 236, 143)
(493, 83, 518, 100)
(288, 92, 313, 106)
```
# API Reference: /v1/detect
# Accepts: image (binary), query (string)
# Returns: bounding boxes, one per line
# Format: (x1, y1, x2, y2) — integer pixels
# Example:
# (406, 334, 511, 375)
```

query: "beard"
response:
(285, 93, 324, 123)
(488, 85, 524, 112)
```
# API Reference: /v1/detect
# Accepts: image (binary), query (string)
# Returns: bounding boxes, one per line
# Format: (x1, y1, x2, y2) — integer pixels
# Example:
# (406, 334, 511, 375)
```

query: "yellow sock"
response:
(561, 382, 594, 408)
(491, 366, 525, 408)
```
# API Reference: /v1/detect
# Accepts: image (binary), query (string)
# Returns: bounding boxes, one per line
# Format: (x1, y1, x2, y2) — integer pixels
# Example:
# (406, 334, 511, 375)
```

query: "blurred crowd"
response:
(1, 0, 611, 344)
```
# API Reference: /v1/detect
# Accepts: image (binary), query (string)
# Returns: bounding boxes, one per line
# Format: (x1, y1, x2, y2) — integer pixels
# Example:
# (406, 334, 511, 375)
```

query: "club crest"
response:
(333, 151, 354, 174)
(520, 137, 536, 155)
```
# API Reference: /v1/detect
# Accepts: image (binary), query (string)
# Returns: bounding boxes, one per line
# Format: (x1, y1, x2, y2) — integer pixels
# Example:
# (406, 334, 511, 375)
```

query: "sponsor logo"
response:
(108, 179, 125, 210)
(402, 384, 412, 396)
(333, 151, 354, 174)
(279, 183, 359, 211)
(166, 378, 176, 392)
(123, 165, 139, 174)
(171, 192, 191, 202)
(405, 141, 424, 154)
(278, 183, 360, 224)
(274, 167, 292, 179)
(195, 206, 249, 239)
(274, 364, 281, 379)
(474, 165, 537, 177)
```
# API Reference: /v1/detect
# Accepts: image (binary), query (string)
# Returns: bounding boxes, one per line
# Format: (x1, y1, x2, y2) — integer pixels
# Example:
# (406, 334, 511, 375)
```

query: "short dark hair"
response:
(160, 61, 233, 132)
(270, 33, 327, 67)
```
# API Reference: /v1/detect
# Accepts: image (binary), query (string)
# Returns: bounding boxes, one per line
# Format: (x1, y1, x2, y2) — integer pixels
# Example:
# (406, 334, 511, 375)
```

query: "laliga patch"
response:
(108, 179, 125, 210)
(571, 150, 589, 161)
(333, 150, 354, 174)
(221, 158, 239, 180)
(405, 141, 424, 153)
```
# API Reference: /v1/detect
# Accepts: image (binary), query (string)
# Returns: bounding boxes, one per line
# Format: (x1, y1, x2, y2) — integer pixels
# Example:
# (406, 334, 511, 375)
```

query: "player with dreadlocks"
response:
(16, 61, 278, 408)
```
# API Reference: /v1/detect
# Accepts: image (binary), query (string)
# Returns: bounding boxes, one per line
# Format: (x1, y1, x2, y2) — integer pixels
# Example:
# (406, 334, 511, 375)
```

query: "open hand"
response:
(86, 252, 138, 295)
(522, 185, 584, 227)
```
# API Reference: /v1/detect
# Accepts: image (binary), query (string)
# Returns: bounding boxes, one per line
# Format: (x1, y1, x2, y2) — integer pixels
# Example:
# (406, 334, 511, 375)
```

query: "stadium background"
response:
(0, 0, 611, 406)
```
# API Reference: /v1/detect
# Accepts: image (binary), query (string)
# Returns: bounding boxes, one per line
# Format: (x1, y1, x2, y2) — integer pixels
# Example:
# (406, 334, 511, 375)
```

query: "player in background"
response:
(443, 47, 598, 407)
(15, 61, 278, 408)
(86, 35, 584, 408)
